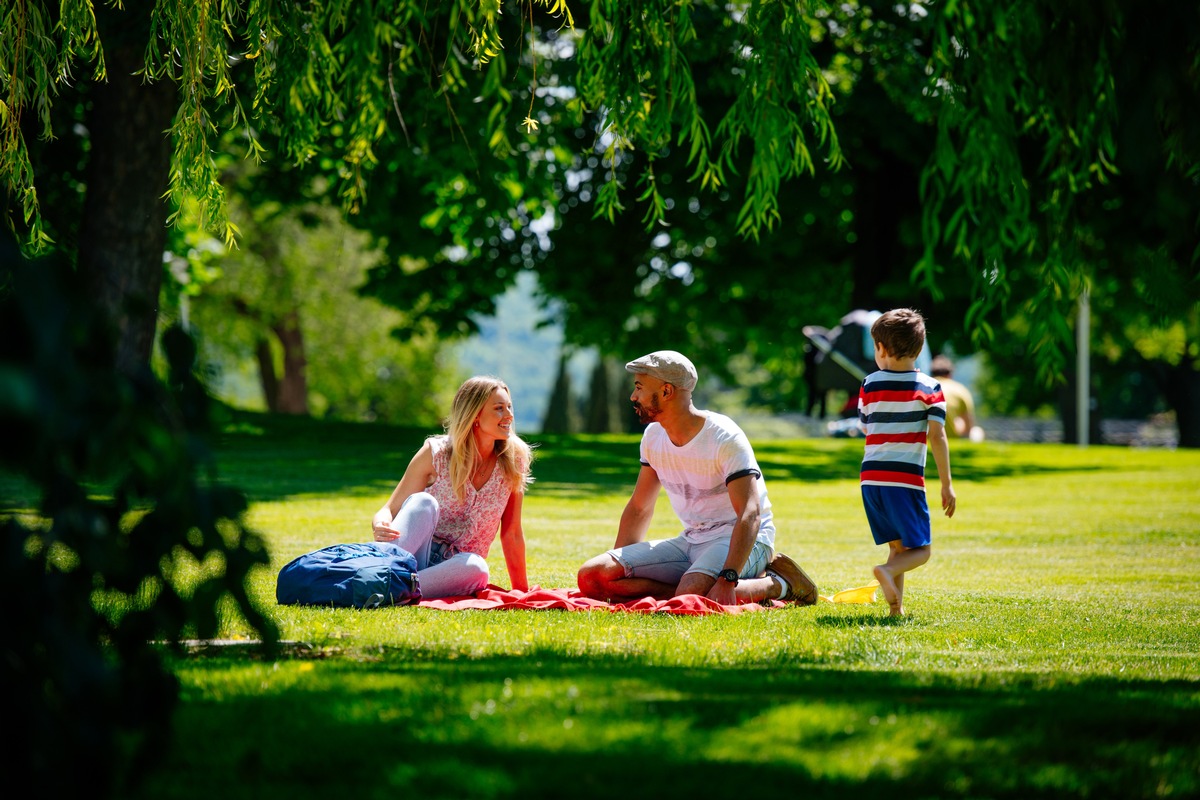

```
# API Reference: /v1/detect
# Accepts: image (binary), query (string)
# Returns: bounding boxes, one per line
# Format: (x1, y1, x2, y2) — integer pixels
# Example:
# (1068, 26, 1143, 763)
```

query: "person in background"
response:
(371, 376, 533, 598)
(930, 354, 983, 441)
(577, 350, 818, 606)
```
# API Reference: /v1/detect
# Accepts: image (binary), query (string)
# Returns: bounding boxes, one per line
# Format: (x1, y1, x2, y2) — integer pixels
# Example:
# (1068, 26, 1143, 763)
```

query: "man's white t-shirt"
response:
(639, 411, 775, 547)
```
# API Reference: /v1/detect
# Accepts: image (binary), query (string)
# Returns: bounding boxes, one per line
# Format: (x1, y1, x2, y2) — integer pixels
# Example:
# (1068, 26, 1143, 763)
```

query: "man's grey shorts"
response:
(610, 534, 773, 586)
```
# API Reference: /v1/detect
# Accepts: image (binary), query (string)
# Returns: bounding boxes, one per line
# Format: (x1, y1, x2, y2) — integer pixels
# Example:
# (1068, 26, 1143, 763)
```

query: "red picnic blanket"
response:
(417, 585, 788, 615)
(416, 581, 879, 614)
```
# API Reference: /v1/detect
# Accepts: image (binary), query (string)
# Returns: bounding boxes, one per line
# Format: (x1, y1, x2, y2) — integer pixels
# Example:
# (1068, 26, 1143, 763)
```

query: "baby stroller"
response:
(802, 309, 931, 436)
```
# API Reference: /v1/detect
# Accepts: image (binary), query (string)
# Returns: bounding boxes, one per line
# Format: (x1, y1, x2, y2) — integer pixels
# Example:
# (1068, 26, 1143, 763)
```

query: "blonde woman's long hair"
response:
(440, 376, 534, 502)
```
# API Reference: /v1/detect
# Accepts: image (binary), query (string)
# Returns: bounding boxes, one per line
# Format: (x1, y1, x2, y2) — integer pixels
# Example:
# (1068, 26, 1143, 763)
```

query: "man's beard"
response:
(632, 394, 661, 424)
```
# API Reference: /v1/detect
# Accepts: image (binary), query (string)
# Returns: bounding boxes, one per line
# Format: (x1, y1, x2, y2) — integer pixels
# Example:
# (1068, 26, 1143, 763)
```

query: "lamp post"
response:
(1077, 289, 1090, 447)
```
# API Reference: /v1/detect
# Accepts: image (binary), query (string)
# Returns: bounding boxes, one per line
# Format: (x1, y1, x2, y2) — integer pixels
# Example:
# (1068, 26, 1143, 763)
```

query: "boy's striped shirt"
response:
(858, 369, 946, 490)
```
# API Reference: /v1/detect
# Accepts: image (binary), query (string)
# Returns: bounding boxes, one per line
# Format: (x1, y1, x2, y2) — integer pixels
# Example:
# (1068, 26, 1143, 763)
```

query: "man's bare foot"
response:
(873, 565, 901, 614)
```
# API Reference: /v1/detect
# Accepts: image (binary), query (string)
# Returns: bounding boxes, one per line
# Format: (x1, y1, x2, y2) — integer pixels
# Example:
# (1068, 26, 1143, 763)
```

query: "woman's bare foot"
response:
(873, 565, 903, 616)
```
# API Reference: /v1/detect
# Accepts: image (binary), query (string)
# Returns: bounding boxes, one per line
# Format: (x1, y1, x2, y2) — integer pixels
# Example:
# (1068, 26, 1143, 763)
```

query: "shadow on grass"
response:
(133, 651, 1198, 800)
(214, 415, 640, 503)
(205, 410, 1147, 507)
(531, 435, 1117, 491)
(752, 441, 1110, 484)
(525, 433, 642, 496)
(4, 409, 1150, 515)
(531, 435, 1121, 492)
(212, 409, 432, 503)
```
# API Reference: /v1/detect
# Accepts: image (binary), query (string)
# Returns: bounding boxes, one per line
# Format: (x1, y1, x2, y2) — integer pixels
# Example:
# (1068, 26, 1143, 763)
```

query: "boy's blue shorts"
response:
(861, 484, 932, 548)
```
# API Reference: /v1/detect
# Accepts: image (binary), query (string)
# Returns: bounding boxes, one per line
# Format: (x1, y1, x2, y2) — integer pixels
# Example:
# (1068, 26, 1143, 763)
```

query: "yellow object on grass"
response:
(818, 580, 879, 604)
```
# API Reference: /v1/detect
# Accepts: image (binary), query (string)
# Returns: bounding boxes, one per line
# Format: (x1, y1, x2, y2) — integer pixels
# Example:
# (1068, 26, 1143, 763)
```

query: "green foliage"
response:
(4, 0, 1197, 403)
(3, 0, 1189, 420)
(176, 193, 458, 424)
(0, 0, 95, 249)
(915, 0, 1200, 383)
(4, 1, 841, 251)
(2, 2, 453, 246)
(0, 240, 276, 797)
(575, 1, 840, 232)
(520, 5, 941, 409)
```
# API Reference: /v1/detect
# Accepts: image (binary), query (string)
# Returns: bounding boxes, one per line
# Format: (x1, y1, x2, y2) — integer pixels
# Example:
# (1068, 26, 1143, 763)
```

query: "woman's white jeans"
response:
(390, 492, 490, 599)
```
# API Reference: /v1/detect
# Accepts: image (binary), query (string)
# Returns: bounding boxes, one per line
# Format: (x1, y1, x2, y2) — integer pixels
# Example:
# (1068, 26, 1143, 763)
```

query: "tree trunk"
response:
(255, 338, 280, 412)
(273, 312, 309, 415)
(77, 30, 177, 373)
(1149, 355, 1200, 449)
(1057, 378, 1102, 445)
(541, 353, 575, 434)
(849, 150, 919, 311)
(585, 357, 613, 433)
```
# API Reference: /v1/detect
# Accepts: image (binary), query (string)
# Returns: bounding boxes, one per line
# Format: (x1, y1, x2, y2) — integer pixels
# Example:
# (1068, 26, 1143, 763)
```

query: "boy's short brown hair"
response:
(871, 308, 927, 359)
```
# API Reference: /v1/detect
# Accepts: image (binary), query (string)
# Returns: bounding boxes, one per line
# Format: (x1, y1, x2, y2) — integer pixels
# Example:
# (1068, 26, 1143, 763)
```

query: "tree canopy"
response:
(3, 1, 1199, 437)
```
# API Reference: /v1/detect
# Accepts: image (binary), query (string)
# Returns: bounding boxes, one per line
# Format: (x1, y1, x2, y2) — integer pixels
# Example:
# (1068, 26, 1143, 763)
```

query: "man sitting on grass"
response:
(577, 350, 818, 606)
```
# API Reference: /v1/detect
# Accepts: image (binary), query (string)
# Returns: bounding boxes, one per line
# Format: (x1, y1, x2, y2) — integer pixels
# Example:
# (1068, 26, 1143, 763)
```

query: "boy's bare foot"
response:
(873, 565, 901, 613)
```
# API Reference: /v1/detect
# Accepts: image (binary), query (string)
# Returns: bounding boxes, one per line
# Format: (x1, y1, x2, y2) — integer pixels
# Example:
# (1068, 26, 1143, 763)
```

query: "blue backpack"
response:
(276, 542, 422, 608)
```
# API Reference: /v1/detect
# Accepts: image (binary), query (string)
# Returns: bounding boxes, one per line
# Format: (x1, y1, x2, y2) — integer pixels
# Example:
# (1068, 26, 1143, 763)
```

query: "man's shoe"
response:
(767, 553, 818, 605)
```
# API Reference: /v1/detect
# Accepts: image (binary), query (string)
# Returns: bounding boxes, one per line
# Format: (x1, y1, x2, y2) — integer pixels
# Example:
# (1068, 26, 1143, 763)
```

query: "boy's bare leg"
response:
(872, 564, 901, 614)
(874, 542, 930, 616)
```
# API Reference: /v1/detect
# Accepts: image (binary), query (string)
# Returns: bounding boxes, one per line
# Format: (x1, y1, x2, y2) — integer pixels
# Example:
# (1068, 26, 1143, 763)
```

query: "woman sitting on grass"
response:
(371, 376, 534, 599)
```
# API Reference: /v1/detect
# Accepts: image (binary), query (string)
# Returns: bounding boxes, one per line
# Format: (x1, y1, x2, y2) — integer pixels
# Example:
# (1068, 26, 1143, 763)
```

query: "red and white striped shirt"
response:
(858, 370, 946, 490)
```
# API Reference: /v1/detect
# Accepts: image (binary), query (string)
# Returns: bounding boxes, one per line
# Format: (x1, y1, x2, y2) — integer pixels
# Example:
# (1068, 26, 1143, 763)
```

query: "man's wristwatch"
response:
(718, 568, 740, 585)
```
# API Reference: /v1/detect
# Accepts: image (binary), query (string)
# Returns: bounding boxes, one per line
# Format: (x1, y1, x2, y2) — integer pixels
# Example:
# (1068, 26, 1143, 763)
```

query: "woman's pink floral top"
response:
(427, 436, 517, 557)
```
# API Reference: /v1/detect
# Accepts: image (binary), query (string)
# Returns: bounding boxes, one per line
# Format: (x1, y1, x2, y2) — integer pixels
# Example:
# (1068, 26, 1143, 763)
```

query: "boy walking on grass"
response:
(858, 308, 956, 616)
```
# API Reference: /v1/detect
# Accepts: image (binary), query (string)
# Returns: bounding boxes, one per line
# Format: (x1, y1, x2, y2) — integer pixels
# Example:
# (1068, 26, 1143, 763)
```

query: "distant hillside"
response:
(454, 272, 595, 433)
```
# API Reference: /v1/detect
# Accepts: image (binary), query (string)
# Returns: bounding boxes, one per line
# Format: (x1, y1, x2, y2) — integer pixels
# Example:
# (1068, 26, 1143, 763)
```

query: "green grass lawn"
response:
(90, 412, 1200, 797)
